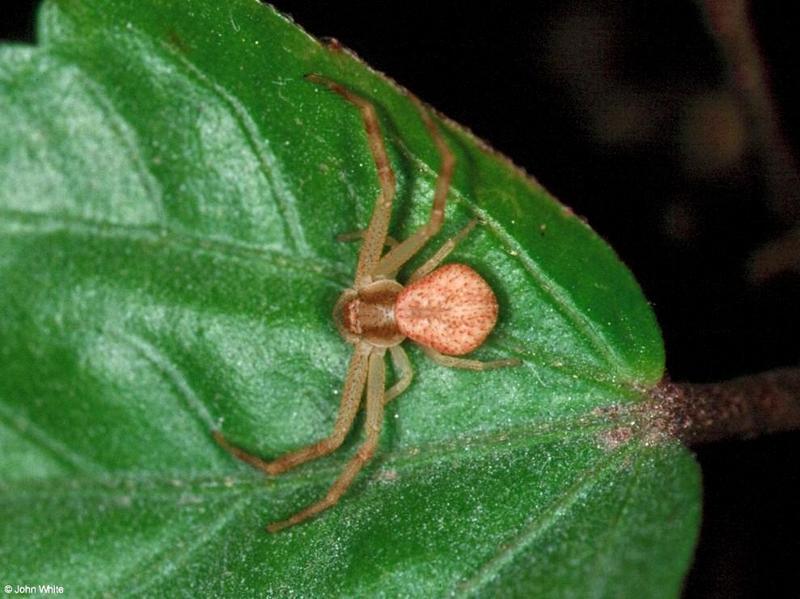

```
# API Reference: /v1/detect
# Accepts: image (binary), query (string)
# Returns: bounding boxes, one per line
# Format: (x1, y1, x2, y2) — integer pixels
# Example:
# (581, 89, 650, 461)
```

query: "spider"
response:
(213, 74, 520, 532)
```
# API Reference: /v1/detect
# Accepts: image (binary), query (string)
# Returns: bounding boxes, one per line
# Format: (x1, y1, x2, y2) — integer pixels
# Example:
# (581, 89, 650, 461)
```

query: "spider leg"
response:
(407, 218, 477, 284)
(307, 74, 396, 288)
(420, 345, 521, 370)
(212, 342, 371, 476)
(336, 232, 402, 280)
(385, 344, 413, 405)
(374, 99, 455, 278)
(267, 348, 387, 532)
(336, 230, 399, 249)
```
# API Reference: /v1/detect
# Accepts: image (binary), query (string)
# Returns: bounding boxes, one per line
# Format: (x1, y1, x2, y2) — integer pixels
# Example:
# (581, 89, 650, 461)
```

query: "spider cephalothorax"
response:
(214, 74, 519, 532)
(335, 280, 404, 347)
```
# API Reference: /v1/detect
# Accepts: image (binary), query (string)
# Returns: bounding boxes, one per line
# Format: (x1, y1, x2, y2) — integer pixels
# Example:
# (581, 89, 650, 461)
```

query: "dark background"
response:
(3, 2, 799, 596)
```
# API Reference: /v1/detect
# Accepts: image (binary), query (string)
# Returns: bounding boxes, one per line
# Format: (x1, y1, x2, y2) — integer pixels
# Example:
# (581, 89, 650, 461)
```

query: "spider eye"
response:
(343, 299, 362, 335)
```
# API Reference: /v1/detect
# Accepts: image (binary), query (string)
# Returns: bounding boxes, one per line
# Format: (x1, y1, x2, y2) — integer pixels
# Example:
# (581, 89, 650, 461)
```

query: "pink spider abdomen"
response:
(395, 263, 499, 355)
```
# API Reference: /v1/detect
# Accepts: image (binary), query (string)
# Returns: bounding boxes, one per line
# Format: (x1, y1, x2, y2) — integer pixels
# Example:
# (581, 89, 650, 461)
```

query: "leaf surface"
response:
(0, 1, 700, 597)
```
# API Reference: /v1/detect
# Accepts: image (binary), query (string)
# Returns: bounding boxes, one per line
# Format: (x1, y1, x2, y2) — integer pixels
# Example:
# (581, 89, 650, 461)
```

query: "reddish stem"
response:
(648, 367, 800, 445)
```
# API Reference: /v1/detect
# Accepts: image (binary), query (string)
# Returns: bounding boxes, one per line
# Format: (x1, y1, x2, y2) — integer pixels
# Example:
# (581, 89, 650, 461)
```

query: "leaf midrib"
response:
(0, 407, 642, 504)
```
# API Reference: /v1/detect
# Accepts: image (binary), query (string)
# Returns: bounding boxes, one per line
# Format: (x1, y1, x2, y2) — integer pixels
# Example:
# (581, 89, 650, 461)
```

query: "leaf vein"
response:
(118, 494, 250, 596)
(0, 208, 350, 286)
(453, 442, 636, 596)
(395, 139, 632, 381)
(586, 454, 640, 599)
(0, 396, 106, 476)
(116, 331, 217, 430)
(71, 65, 167, 224)
(152, 33, 311, 257)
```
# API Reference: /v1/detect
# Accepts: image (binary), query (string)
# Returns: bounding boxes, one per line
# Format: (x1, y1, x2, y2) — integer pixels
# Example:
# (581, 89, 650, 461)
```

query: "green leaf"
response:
(0, 1, 700, 596)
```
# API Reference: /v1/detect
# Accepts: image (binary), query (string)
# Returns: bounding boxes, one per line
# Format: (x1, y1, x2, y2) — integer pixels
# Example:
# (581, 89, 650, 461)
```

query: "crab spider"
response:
(214, 74, 519, 532)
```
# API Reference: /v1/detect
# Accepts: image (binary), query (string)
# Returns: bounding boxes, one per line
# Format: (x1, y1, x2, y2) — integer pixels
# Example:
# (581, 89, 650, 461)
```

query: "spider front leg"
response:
(336, 230, 398, 248)
(268, 348, 387, 532)
(336, 232, 402, 280)
(307, 74, 396, 288)
(373, 98, 456, 278)
(212, 342, 370, 476)
(336, 230, 400, 254)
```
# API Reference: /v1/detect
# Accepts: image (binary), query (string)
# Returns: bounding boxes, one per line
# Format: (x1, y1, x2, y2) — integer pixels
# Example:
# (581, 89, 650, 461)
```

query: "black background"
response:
(3, 2, 799, 596)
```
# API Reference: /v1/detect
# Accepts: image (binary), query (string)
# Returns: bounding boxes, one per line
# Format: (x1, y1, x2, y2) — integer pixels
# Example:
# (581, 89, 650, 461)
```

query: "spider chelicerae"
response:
(214, 74, 520, 532)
